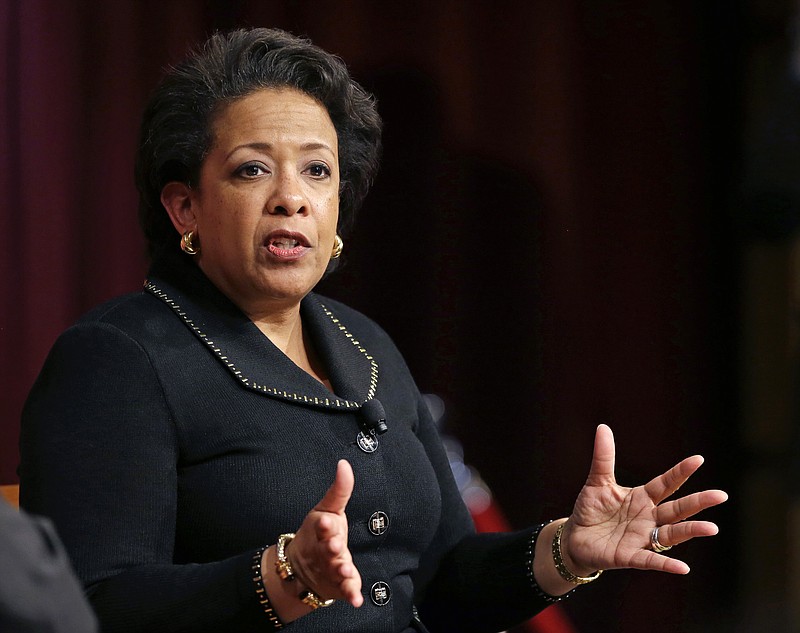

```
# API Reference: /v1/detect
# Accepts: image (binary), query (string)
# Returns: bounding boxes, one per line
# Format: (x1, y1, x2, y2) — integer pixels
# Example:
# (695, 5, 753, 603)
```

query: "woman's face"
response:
(182, 87, 340, 317)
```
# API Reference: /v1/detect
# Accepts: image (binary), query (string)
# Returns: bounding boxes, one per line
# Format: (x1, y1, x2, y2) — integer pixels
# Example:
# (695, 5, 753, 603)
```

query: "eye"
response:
(236, 162, 268, 178)
(305, 162, 332, 179)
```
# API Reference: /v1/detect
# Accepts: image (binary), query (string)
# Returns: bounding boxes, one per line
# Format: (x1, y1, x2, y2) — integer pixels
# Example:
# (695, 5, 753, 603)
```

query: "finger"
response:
(625, 548, 691, 575)
(320, 533, 346, 557)
(314, 513, 345, 542)
(643, 455, 704, 505)
(294, 542, 359, 603)
(340, 569, 363, 607)
(585, 424, 616, 486)
(652, 520, 719, 548)
(655, 489, 728, 525)
(337, 560, 355, 579)
(321, 553, 355, 584)
(316, 554, 362, 606)
(315, 459, 354, 515)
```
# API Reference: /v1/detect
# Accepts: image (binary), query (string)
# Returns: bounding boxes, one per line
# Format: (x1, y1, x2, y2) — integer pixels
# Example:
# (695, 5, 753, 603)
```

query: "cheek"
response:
(202, 215, 256, 263)
(214, 196, 259, 235)
(325, 196, 340, 232)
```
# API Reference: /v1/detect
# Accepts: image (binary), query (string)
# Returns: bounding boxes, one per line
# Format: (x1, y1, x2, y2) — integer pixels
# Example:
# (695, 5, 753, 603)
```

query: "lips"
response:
(264, 230, 311, 260)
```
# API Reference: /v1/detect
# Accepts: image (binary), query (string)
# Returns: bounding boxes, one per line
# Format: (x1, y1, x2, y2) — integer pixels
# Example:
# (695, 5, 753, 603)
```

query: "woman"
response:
(19, 28, 727, 633)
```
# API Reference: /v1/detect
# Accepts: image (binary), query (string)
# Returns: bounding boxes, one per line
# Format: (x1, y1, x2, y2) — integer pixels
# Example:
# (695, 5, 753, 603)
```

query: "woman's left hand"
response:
(559, 424, 728, 578)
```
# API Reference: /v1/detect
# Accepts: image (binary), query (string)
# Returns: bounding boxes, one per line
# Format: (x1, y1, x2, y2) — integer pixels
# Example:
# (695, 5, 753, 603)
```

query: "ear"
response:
(160, 182, 196, 234)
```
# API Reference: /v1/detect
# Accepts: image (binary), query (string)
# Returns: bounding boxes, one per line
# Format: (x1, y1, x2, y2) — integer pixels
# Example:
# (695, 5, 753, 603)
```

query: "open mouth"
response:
(271, 237, 300, 249)
(264, 231, 310, 259)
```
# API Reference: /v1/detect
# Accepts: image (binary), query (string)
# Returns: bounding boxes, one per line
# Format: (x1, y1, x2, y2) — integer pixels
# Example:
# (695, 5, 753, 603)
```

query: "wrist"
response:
(553, 519, 603, 584)
(532, 519, 602, 597)
(261, 544, 314, 623)
(274, 533, 335, 610)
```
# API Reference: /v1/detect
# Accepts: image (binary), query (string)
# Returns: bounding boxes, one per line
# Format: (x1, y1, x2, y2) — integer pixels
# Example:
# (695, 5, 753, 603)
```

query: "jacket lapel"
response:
(144, 255, 377, 412)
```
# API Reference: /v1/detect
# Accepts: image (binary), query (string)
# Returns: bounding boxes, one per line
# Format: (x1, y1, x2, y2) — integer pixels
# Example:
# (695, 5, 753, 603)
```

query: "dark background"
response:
(2, 1, 798, 631)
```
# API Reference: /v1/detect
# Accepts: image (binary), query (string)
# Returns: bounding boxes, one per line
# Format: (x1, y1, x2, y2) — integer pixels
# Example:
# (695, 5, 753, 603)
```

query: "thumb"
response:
(585, 424, 616, 486)
(314, 459, 354, 515)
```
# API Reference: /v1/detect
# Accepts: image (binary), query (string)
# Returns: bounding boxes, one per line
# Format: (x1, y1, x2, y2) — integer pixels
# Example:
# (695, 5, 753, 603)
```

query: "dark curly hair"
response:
(135, 28, 383, 259)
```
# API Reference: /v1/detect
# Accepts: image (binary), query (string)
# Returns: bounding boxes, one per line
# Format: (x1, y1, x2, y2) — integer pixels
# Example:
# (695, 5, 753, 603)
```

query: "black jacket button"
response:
(368, 511, 389, 536)
(370, 581, 391, 606)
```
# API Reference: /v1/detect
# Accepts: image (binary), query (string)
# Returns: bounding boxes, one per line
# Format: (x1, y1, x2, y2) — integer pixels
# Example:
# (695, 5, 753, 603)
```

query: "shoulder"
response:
(58, 288, 190, 350)
(23, 293, 176, 441)
(39, 290, 184, 379)
(75, 289, 167, 331)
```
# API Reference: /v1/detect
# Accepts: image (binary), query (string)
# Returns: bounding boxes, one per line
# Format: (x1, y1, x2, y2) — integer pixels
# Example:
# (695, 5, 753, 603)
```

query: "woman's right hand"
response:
(284, 459, 363, 607)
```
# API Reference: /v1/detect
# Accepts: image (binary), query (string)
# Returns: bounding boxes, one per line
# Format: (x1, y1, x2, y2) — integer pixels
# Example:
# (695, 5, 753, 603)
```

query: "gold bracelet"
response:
(275, 533, 335, 609)
(275, 533, 296, 581)
(300, 589, 335, 610)
(552, 522, 603, 585)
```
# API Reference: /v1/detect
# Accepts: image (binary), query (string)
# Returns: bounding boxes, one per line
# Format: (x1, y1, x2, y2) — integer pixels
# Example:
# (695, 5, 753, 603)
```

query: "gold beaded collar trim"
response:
(144, 280, 379, 410)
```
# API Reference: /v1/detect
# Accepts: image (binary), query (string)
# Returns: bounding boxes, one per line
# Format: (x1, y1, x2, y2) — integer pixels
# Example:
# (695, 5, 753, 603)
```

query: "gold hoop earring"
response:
(181, 230, 199, 255)
(330, 234, 343, 259)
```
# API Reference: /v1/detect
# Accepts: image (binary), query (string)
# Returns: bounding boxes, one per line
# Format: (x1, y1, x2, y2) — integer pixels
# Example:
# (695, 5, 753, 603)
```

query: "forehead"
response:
(210, 87, 338, 151)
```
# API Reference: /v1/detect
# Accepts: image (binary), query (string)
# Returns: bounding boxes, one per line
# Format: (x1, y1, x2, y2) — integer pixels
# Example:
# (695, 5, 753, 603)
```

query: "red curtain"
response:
(1, 1, 205, 480)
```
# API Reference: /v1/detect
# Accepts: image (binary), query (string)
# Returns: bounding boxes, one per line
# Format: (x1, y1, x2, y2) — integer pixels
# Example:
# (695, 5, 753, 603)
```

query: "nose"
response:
(267, 170, 307, 216)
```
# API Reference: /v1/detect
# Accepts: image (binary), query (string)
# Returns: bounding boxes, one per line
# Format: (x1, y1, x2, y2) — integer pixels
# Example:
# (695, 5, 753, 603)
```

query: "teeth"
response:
(272, 239, 299, 248)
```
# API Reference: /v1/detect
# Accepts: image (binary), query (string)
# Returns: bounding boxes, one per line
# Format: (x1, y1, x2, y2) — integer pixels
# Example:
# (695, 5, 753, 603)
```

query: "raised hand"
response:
(285, 459, 363, 607)
(560, 424, 728, 577)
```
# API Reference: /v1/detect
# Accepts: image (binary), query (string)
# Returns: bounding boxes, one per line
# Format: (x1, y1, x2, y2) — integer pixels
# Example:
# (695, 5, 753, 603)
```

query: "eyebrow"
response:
(225, 141, 335, 161)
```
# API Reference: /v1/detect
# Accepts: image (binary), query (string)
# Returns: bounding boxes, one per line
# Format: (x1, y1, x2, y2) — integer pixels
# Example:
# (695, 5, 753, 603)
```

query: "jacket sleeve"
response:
(19, 322, 267, 633)
(411, 395, 554, 632)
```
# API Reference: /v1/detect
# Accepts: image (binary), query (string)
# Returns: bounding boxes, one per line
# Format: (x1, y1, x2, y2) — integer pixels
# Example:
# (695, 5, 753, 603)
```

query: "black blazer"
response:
(20, 253, 548, 632)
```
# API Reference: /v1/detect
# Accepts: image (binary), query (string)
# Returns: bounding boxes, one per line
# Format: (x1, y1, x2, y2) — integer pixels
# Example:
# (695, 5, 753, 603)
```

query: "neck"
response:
(249, 303, 304, 354)
(249, 302, 332, 391)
